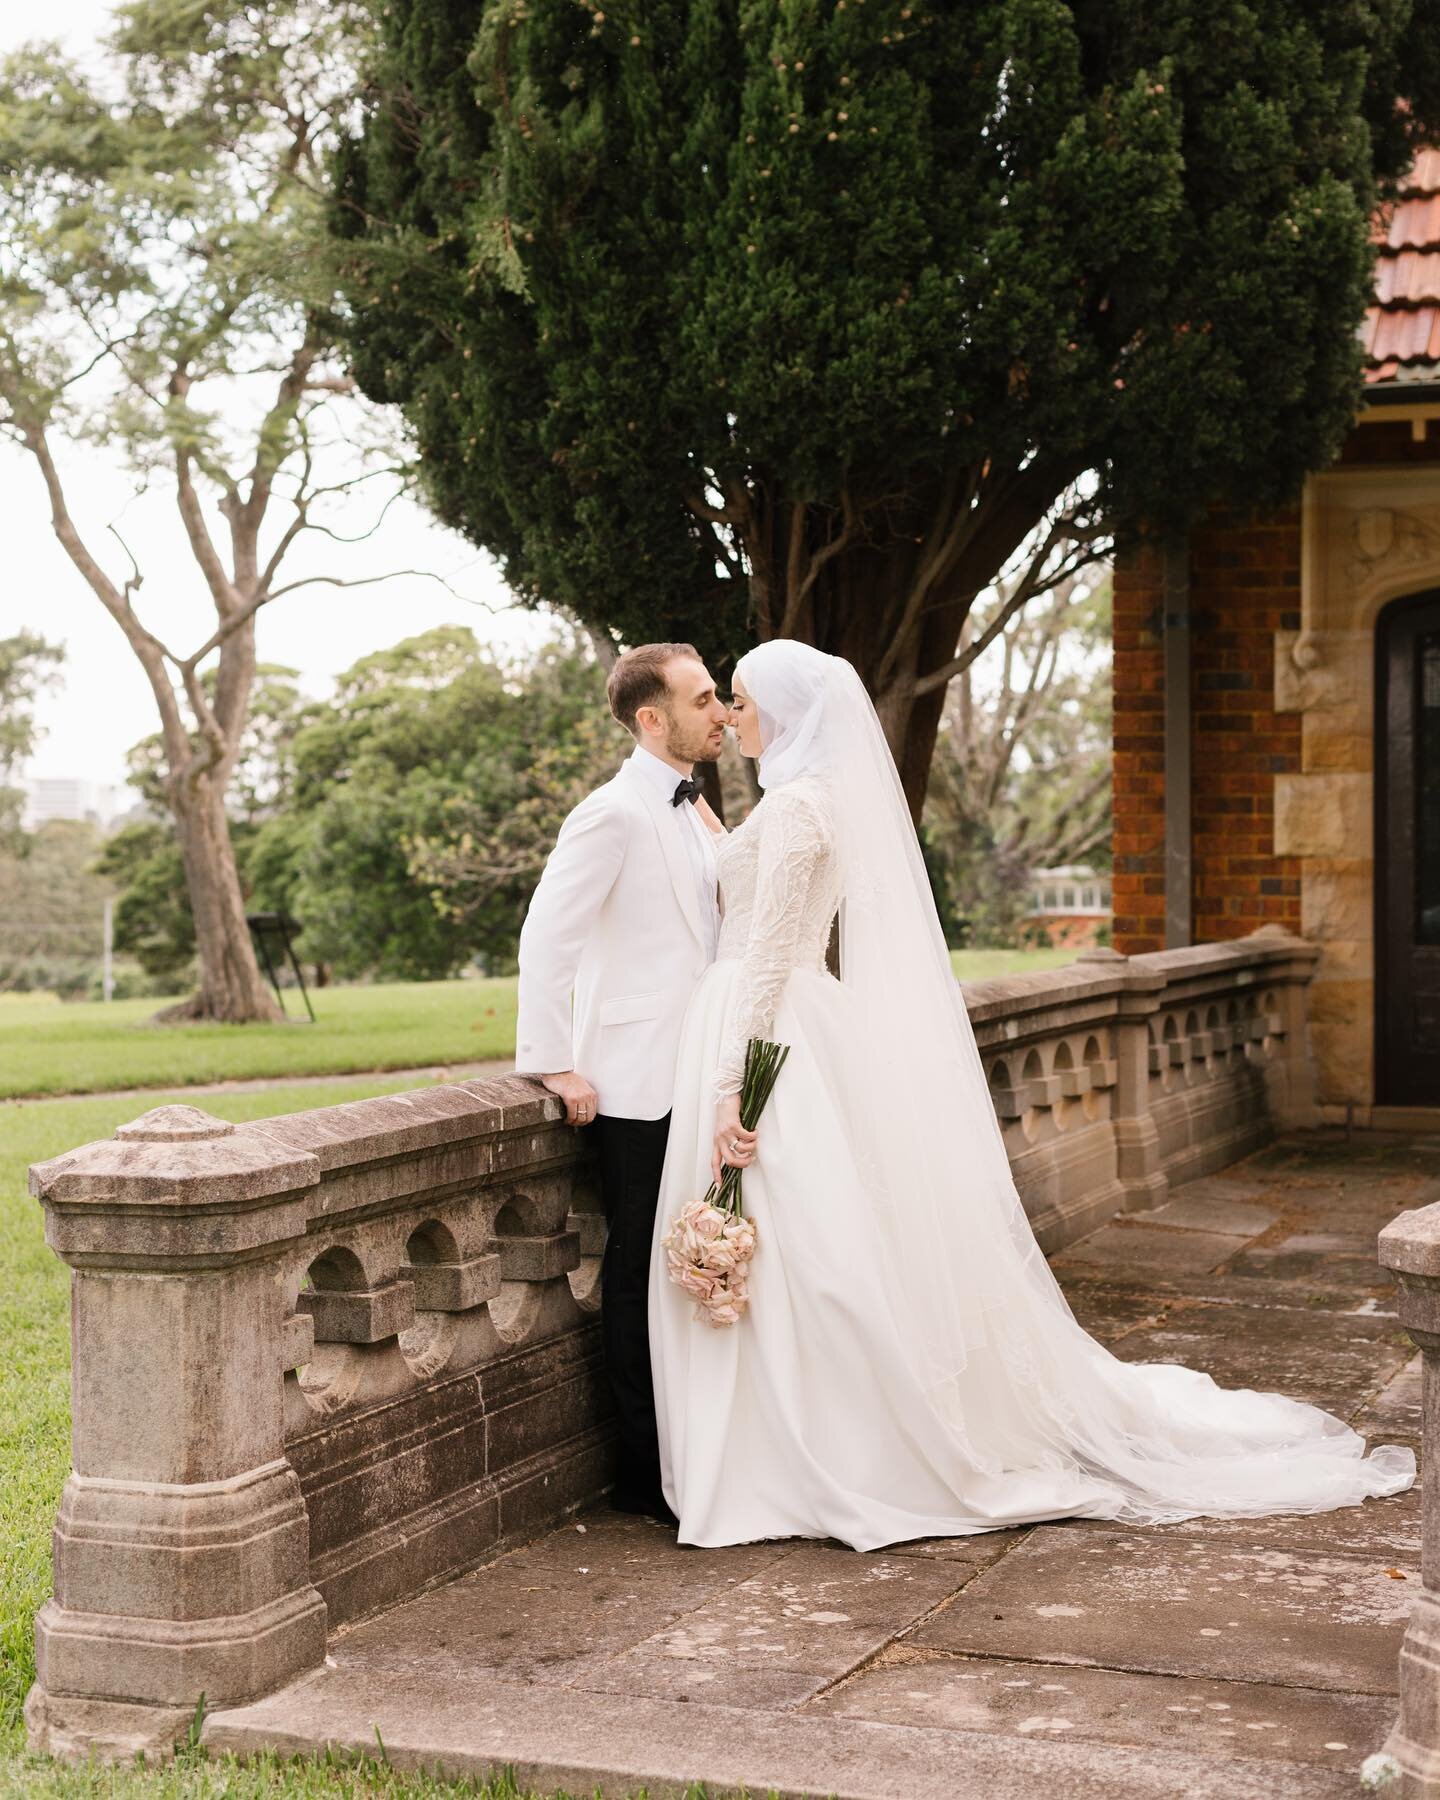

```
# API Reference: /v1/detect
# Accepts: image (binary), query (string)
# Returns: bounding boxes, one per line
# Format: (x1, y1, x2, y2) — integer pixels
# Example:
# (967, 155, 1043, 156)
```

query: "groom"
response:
(515, 642, 735, 1522)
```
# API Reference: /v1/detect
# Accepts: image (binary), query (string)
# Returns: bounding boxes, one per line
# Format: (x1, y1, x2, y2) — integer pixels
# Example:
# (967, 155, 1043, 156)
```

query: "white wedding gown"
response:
(647, 773, 1415, 1551)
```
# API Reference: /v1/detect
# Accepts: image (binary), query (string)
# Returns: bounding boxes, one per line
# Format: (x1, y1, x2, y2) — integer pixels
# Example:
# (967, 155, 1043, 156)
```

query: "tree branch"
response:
(780, 486, 859, 639)
(874, 461, 976, 690)
(261, 566, 471, 605)
(17, 413, 191, 769)
(239, 331, 321, 536)
(168, 367, 242, 616)
(685, 487, 739, 525)
(913, 522, 1107, 698)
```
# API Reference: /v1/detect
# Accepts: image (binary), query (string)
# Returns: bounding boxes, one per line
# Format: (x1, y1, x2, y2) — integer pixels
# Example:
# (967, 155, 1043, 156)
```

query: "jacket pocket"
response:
(598, 990, 663, 1027)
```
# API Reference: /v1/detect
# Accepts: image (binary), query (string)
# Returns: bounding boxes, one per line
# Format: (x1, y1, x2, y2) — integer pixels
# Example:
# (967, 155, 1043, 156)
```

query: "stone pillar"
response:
(1077, 948, 1168, 1213)
(25, 1105, 327, 1761)
(1378, 1202, 1440, 1798)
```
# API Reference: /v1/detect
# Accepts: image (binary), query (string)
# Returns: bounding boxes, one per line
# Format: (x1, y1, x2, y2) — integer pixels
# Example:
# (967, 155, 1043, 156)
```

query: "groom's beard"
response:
(664, 721, 725, 767)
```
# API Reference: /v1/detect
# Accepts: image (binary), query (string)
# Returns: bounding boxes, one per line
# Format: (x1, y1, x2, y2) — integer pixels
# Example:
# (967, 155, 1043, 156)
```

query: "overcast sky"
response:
(5, 0, 549, 792)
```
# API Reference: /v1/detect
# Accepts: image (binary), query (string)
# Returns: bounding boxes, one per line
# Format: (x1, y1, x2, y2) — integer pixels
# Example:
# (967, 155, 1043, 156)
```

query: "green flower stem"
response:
(703, 1037, 791, 1217)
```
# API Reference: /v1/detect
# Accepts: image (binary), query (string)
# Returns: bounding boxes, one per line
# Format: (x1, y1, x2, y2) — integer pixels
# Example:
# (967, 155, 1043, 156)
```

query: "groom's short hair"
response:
(607, 641, 701, 735)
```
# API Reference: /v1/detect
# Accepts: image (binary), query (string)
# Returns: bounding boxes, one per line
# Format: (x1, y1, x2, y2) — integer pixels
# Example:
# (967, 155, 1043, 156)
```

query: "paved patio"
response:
(205, 1131, 1437, 1799)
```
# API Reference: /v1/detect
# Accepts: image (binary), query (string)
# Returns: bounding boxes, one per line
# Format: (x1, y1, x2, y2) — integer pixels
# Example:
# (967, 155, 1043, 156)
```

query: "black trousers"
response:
(592, 1110, 671, 1500)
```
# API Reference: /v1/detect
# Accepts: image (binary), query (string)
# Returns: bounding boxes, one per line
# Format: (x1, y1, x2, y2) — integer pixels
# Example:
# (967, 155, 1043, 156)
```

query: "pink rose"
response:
(677, 1264, 718, 1302)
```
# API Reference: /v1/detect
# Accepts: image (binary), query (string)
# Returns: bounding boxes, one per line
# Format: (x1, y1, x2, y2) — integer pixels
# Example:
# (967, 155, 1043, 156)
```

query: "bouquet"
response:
(660, 1037, 790, 1328)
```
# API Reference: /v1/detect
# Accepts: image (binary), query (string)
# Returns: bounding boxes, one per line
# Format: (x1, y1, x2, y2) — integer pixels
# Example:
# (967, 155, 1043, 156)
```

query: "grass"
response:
(0, 982, 518, 1101)
(0, 950, 1081, 1102)
(0, 1747, 754, 1800)
(949, 944, 1084, 981)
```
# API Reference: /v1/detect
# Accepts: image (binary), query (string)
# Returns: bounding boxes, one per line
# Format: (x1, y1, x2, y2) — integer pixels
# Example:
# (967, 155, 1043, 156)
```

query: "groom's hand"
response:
(541, 1070, 599, 1128)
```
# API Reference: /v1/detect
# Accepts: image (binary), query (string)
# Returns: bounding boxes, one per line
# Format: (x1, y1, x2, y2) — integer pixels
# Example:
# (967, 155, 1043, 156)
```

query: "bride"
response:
(646, 638, 1414, 1551)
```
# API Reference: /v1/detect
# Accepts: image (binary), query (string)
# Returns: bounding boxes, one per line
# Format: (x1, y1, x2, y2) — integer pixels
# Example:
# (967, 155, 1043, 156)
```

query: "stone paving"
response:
(206, 1130, 1439, 1799)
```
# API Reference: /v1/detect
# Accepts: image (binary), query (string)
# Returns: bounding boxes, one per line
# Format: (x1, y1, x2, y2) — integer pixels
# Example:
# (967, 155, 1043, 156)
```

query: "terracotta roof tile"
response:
(1365, 149, 1440, 386)
(1377, 193, 1440, 251)
(1403, 148, 1440, 193)
(1374, 249, 1440, 304)
(1365, 304, 1440, 363)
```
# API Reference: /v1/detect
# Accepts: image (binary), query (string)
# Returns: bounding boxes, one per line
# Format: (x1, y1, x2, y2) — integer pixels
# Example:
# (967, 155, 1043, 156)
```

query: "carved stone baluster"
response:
(1077, 947, 1167, 1212)
(25, 1105, 327, 1760)
(1244, 925, 1321, 1129)
(1378, 1204, 1440, 1797)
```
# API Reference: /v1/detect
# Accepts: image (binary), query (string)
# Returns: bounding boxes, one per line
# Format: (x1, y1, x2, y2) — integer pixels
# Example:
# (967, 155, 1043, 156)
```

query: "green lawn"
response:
(0, 952, 1080, 1102)
(0, 1749, 728, 1800)
(0, 982, 518, 1101)
(2, 1078, 741, 1799)
(949, 945, 1083, 981)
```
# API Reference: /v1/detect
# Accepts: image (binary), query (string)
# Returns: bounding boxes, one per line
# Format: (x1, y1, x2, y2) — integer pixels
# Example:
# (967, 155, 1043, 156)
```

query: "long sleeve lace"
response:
(713, 781, 833, 1098)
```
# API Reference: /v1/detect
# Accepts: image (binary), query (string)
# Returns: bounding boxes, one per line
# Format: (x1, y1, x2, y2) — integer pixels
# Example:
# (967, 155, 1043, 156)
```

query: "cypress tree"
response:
(332, 0, 1440, 810)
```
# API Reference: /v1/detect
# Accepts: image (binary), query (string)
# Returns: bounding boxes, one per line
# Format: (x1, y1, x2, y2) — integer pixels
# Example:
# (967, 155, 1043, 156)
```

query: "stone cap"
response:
(241, 1075, 564, 1176)
(1131, 930, 1321, 981)
(963, 957, 1167, 1032)
(1378, 1202, 1440, 1278)
(31, 1105, 320, 1269)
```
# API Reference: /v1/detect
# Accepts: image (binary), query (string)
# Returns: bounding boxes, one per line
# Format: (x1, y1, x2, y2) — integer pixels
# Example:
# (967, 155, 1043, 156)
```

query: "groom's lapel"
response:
(626, 764, 708, 951)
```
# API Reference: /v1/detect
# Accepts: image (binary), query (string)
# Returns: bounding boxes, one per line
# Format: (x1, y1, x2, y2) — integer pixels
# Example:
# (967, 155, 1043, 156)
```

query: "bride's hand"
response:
(711, 1096, 757, 1188)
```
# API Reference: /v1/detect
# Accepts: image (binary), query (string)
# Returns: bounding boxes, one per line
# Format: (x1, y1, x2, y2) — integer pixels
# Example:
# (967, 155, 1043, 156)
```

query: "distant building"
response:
(21, 778, 136, 833)
(1025, 864, 1112, 948)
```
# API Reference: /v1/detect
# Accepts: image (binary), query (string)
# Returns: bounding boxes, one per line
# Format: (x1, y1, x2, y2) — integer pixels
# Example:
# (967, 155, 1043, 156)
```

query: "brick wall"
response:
(1111, 513, 1304, 955)
(1190, 509, 1304, 941)
(1112, 541, 1167, 951)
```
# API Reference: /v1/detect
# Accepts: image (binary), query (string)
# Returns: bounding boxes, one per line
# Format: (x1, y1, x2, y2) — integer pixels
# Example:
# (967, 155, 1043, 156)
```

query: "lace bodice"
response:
(712, 775, 841, 1097)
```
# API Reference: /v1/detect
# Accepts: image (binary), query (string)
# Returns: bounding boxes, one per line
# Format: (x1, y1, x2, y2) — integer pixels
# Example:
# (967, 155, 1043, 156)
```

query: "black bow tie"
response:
(671, 776, 702, 807)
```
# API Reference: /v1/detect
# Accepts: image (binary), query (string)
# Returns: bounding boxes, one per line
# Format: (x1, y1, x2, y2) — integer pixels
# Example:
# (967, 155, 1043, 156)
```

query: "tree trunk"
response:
(745, 458, 1079, 824)
(787, 530, 981, 823)
(163, 773, 283, 1023)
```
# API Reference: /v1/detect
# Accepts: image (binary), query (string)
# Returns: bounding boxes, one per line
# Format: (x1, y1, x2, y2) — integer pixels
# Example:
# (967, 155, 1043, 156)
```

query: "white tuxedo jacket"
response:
(514, 752, 718, 1121)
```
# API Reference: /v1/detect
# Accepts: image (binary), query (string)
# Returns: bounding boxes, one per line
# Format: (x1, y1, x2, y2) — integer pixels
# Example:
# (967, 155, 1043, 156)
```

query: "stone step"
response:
(204, 1671, 1361, 1800)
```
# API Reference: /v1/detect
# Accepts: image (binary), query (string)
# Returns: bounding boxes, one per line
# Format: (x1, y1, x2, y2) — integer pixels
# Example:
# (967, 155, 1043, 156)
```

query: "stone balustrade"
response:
(967, 924, 1319, 1251)
(1379, 1209, 1440, 1796)
(24, 1074, 606, 1761)
(25, 925, 1320, 1760)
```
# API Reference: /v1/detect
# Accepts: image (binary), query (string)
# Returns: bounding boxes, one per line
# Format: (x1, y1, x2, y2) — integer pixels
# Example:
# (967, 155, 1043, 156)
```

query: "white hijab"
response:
(734, 639, 830, 789)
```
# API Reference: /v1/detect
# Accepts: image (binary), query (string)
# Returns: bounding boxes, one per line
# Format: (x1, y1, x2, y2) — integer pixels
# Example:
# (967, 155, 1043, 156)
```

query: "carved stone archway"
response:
(1276, 466, 1440, 1113)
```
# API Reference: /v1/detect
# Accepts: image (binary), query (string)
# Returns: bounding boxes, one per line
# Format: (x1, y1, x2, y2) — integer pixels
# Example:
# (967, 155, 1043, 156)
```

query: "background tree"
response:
(0, 1, 439, 1020)
(256, 627, 625, 978)
(332, 0, 1440, 814)
(924, 569, 1112, 945)
(0, 822, 119, 995)
(97, 665, 306, 987)
(92, 821, 195, 988)
(0, 632, 64, 842)
(94, 628, 623, 984)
